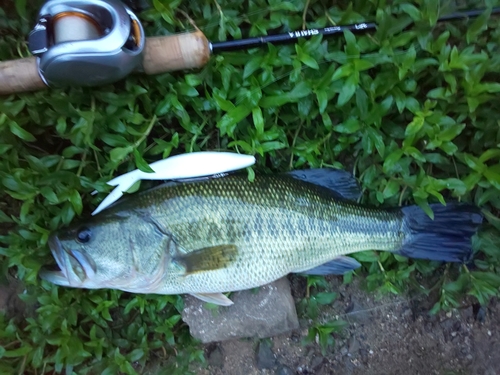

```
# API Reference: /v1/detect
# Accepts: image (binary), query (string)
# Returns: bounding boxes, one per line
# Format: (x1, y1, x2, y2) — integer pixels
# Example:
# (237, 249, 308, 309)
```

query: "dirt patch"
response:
(0, 194, 20, 236)
(192, 276, 500, 375)
(0, 272, 497, 374)
(0, 275, 25, 319)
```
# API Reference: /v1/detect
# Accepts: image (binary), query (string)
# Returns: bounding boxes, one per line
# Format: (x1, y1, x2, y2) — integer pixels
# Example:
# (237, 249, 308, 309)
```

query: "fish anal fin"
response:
(191, 292, 234, 306)
(298, 256, 361, 275)
(175, 244, 238, 274)
(286, 168, 362, 201)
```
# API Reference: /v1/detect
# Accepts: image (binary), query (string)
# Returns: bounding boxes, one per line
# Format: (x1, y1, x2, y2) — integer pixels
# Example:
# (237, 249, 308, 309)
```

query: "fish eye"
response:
(76, 227, 92, 243)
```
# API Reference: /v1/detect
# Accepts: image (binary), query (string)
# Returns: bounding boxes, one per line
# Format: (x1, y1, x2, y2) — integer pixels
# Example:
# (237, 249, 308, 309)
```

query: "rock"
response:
(206, 344, 224, 368)
(275, 365, 294, 375)
(181, 277, 299, 343)
(310, 355, 324, 371)
(256, 340, 276, 370)
(348, 336, 360, 354)
(345, 297, 371, 323)
(291, 332, 301, 342)
(440, 319, 461, 342)
(473, 303, 486, 322)
(359, 348, 369, 363)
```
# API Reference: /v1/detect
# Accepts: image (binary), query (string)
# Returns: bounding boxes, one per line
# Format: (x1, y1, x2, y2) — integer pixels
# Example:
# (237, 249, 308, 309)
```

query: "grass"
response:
(1, 0, 500, 373)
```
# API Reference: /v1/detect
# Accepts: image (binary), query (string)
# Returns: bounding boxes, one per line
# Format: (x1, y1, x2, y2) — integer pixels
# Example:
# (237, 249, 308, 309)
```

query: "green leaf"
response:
(14, 0, 27, 18)
(217, 104, 253, 136)
(463, 153, 486, 173)
(128, 349, 145, 362)
(314, 292, 338, 305)
(337, 73, 358, 106)
(383, 180, 400, 198)
(316, 90, 328, 114)
(110, 147, 132, 163)
(334, 118, 360, 134)
(69, 190, 83, 215)
(466, 8, 491, 44)
(261, 141, 286, 152)
(259, 82, 312, 108)
(1, 345, 32, 358)
(400, 3, 421, 21)
(101, 134, 128, 147)
(383, 149, 404, 174)
(427, 87, 447, 100)
(352, 251, 379, 263)
(252, 107, 264, 136)
(9, 121, 36, 142)
(479, 149, 500, 163)
(331, 64, 353, 81)
(133, 149, 155, 173)
(353, 59, 374, 72)
(405, 116, 424, 136)
(296, 45, 319, 70)
(484, 166, 500, 189)
(289, 81, 312, 99)
(424, 0, 439, 26)
(243, 57, 264, 79)
(438, 124, 465, 141)
(343, 29, 359, 58)
(185, 74, 202, 87)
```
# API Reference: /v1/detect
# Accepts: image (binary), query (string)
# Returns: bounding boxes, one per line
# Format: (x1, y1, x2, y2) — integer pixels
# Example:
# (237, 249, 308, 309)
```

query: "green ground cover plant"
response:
(1, 0, 500, 373)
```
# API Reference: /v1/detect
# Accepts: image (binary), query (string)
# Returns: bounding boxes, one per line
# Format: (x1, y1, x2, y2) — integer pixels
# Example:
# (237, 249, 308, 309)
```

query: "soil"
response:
(0, 274, 498, 375)
(191, 275, 500, 375)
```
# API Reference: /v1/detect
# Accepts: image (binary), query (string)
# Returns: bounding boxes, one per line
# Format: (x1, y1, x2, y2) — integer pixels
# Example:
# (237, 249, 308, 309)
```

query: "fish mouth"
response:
(39, 234, 85, 287)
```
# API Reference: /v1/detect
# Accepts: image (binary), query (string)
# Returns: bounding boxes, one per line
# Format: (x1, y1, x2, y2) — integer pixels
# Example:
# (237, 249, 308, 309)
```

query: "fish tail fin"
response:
(394, 203, 483, 263)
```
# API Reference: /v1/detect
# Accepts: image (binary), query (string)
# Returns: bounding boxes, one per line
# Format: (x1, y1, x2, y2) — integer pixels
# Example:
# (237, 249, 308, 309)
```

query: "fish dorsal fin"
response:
(174, 245, 238, 274)
(190, 292, 234, 306)
(297, 256, 361, 275)
(286, 168, 362, 201)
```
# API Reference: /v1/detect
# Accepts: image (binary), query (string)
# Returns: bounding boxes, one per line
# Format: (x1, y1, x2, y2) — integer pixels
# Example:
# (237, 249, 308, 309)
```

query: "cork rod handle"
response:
(0, 31, 212, 95)
(0, 57, 47, 95)
(142, 30, 211, 74)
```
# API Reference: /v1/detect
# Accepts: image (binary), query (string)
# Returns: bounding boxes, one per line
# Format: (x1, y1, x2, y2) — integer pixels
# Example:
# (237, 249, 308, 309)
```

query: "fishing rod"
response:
(0, 0, 499, 96)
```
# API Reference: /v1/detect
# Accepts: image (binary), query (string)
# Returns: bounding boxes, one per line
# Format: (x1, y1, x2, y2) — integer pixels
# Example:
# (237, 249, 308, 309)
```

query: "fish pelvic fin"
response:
(396, 203, 483, 263)
(190, 292, 234, 306)
(286, 168, 362, 201)
(297, 256, 361, 275)
(174, 244, 238, 274)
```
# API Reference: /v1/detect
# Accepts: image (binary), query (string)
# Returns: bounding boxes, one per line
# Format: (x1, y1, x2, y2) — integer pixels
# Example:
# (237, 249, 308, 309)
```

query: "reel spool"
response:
(28, 0, 145, 88)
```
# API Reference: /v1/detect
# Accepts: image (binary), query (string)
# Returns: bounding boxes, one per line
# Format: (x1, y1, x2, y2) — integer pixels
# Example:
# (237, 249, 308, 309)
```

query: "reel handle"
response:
(0, 31, 211, 96)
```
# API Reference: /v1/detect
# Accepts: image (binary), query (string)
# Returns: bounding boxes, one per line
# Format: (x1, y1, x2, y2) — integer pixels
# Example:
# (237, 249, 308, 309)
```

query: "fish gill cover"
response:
(0, 0, 500, 373)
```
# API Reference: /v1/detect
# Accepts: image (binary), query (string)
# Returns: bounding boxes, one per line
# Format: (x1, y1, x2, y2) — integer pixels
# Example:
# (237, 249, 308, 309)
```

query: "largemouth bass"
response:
(40, 169, 483, 306)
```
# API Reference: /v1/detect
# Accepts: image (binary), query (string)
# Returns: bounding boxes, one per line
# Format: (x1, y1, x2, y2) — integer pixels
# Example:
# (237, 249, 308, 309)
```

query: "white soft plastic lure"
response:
(91, 152, 256, 216)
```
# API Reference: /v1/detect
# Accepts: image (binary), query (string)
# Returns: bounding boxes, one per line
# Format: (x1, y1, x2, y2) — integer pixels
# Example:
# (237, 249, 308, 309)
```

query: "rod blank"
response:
(211, 22, 377, 52)
(211, 7, 500, 53)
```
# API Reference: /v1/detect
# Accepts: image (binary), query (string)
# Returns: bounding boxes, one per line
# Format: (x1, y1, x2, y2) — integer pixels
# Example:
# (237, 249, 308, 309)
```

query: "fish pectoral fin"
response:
(297, 256, 361, 275)
(174, 244, 238, 274)
(286, 168, 362, 201)
(190, 292, 234, 306)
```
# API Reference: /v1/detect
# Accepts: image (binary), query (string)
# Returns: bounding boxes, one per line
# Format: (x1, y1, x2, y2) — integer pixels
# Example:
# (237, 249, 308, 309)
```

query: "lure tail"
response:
(395, 203, 483, 263)
(91, 152, 255, 216)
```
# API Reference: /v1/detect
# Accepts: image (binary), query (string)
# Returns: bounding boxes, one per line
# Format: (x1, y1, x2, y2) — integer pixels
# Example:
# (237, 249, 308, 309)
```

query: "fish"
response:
(39, 168, 483, 306)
